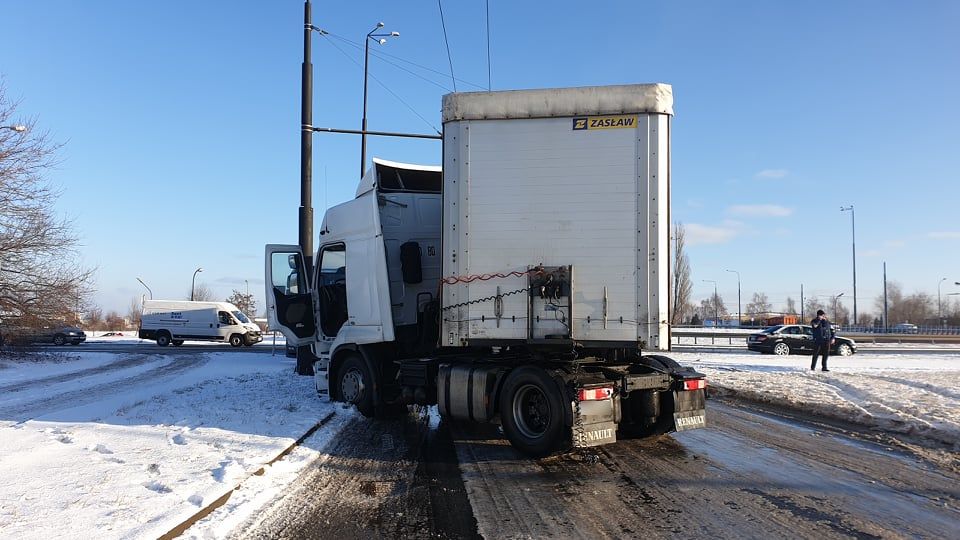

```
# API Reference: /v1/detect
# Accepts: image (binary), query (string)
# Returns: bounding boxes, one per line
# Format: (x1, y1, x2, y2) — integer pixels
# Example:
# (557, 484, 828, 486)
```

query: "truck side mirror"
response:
(400, 241, 423, 284)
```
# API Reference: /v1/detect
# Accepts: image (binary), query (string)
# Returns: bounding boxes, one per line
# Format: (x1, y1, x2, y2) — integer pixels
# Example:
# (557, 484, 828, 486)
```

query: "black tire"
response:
(172, 340, 184, 347)
(53, 334, 66, 346)
(156, 332, 171, 347)
(643, 354, 683, 371)
(499, 367, 568, 457)
(773, 342, 790, 356)
(836, 343, 853, 356)
(229, 334, 243, 347)
(336, 354, 375, 417)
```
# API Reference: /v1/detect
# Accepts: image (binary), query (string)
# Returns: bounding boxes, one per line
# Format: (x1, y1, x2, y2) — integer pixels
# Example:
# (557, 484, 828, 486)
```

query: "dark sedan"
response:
(747, 324, 856, 356)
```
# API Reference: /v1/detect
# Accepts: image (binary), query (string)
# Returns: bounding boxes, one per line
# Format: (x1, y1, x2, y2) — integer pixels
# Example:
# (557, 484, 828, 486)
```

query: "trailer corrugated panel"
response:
(441, 84, 672, 350)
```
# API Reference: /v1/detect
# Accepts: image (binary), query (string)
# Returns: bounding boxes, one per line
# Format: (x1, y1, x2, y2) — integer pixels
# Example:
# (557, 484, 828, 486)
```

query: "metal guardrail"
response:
(671, 330, 960, 346)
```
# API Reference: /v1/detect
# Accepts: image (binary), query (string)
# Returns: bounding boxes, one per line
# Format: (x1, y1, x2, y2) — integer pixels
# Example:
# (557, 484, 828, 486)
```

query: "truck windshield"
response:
(232, 311, 251, 324)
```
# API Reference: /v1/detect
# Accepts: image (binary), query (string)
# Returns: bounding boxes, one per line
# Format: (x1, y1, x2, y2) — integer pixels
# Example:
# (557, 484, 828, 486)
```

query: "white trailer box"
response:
(441, 84, 672, 350)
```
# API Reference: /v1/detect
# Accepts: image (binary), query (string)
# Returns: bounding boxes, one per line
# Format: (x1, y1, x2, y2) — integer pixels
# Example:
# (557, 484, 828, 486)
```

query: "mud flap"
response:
(572, 399, 618, 448)
(672, 389, 707, 432)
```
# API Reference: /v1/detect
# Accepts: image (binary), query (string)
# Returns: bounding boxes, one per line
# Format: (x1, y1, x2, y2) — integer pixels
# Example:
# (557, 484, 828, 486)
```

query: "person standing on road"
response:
(810, 309, 834, 371)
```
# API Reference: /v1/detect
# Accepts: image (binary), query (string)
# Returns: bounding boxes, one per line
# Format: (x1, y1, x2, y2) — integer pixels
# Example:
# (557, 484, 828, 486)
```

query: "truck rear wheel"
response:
(172, 340, 184, 347)
(336, 354, 375, 417)
(156, 332, 171, 347)
(499, 367, 568, 457)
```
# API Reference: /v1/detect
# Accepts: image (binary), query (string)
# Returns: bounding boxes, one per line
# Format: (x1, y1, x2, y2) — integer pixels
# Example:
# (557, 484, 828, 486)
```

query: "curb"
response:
(158, 410, 337, 540)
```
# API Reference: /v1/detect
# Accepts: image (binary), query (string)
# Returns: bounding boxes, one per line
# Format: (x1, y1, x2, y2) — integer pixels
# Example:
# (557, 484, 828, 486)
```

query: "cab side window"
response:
(318, 244, 348, 337)
(218, 311, 234, 325)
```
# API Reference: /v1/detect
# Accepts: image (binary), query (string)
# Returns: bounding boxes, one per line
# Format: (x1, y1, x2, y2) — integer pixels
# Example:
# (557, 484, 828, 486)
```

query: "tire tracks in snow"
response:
(0, 354, 156, 395)
(5, 354, 209, 423)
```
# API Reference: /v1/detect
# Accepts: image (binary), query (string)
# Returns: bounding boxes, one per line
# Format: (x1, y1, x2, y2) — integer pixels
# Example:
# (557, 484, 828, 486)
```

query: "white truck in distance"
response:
(139, 300, 262, 347)
(266, 83, 707, 456)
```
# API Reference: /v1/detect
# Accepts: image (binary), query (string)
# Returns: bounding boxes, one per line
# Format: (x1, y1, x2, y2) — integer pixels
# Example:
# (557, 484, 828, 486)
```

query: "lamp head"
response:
(377, 22, 384, 28)
(390, 31, 400, 36)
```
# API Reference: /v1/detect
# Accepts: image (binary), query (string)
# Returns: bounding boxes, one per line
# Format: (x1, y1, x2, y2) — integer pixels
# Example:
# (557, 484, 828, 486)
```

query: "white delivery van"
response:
(139, 300, 262, 347)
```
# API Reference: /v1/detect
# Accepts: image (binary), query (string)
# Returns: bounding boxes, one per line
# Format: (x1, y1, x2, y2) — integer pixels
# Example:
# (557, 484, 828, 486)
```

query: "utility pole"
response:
(300, 0, 314, 283)
(883, 262, 888, 330)
(800, 283, 804, 322)
(841, 206, 857, 324)
(726, 269, 741, 327)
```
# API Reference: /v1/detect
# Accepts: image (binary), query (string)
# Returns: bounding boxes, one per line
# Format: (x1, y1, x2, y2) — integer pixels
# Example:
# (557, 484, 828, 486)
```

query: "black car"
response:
(747, 324, 856, 356)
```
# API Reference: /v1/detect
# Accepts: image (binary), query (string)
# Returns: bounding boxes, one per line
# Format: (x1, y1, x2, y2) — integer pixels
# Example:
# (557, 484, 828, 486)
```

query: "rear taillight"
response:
(578, 386, 614, 401)
(683, 379, 707, 391)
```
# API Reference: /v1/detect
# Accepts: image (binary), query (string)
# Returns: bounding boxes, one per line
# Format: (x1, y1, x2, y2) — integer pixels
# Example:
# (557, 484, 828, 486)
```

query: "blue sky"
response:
(3, 1, 959, 317)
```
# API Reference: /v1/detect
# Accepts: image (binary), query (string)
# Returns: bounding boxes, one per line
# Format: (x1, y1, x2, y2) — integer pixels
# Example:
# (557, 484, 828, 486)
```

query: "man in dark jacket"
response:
(810, 309, 834, 371)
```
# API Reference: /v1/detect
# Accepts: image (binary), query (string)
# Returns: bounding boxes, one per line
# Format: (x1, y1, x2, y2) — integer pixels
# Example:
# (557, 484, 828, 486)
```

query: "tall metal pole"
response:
(883, 262, 888, 330)
(938, 277, 947, 326)
(800, 284, 805, 322)
(726, 269, 741, 326)
(300, 0, 314, 282)
(841, 205, 857, 324)
(136, 277, 153, 300)
(361, 33, 371, 179)
(191, 268, 203, 301)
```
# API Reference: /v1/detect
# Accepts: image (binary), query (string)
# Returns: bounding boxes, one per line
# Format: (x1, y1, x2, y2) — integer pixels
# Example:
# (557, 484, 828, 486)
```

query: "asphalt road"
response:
(234, 399, 959, 539)
(14, 341, 283, 355)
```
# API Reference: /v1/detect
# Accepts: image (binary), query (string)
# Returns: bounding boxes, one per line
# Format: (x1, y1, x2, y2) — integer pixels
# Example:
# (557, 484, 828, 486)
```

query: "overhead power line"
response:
(437, 0, 458, 92)
(319, 34, 441, 134)
(324, 32, 485, 91)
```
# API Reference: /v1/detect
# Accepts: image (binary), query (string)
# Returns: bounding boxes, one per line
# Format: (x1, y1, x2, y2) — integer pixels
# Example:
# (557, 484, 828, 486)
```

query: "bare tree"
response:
(804, 298, 828, 322)
(699, 293, 728, 323)
(225, 289, 256, 319)
(0, 84, 93, 326)
(104, 310, 125, 330)
(188, 283, 215, 302)
(670, 223, 693, 325)
(745, 292, 772, 317)
(127, 297, 142, 328)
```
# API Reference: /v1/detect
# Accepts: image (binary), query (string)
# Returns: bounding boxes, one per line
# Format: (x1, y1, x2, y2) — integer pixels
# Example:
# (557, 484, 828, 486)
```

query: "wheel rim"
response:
(839, 344, 852, 356)
(512, 384, 551, 440)
(340, 368, 365, 403)
(774, 343, 789, 355)
(54, 336, 64, 345)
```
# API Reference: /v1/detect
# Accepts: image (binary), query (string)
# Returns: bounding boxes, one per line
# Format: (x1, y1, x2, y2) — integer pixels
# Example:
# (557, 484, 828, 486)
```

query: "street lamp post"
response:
(938, 277, 947, 326)
(833, 292, 845, 322)
(703, 279, 719, 326)
(361, 22, 400, 178)
(726, 269, 741, 327)
(840, 205, 857, 324)
(191, 268, 203, 301)
(2, 125, 27, 132)
(136, 277, 153, 300)
(245, 279, 250, 296)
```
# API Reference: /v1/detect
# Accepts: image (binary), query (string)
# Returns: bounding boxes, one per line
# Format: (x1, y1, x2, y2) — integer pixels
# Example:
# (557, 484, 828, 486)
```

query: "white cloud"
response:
(928, 232, 960, 239)
(727, 204, 793, 217)
(755, 169, 788, 179)
(686, 223, 739, 246)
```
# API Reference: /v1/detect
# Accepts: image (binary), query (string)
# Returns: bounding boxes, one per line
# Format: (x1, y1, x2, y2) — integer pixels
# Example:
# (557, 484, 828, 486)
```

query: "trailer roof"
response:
(442, 83, 673, 122)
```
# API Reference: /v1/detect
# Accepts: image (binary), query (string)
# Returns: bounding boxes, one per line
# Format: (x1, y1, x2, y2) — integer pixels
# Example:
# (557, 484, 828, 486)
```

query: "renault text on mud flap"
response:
(572, 114, 638, 130)
(674, 413, 707, 431)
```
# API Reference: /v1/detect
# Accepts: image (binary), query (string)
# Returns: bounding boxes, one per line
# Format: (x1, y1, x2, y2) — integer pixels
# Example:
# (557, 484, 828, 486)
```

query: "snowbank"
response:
(0, 351, 337, 539)
(669, 351, 960, 449)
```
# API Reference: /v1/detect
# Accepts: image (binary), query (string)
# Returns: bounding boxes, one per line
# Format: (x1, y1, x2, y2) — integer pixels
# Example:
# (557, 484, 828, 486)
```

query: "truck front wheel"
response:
(499, 367, 568, 457)
(156, 332, 171, 347)
(336, 354, 375, 417)
(229, 334, 243, 347)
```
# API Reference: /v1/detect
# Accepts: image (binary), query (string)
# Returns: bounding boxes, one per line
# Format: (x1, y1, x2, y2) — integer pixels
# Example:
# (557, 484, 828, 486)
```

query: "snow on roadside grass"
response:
(0, 351, 337, 539)
(669, 351, 960, 450)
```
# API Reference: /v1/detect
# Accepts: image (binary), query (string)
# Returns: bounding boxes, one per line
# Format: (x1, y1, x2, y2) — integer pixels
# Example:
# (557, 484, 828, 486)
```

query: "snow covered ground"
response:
(1, 347, 957, 538)
(670, 350, 960, 453)
(0, 350, 341, 539)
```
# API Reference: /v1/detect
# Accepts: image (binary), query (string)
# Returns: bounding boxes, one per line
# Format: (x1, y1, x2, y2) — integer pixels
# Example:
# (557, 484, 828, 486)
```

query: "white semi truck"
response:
(265, 83, 706, 456)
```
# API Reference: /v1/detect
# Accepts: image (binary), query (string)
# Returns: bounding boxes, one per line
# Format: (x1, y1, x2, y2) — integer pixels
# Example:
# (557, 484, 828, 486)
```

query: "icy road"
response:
(0, 347, 957, 539)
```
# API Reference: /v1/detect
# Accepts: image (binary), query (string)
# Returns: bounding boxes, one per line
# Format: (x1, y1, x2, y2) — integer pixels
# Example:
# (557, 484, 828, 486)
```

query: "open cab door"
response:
(265, 244, 317, 347)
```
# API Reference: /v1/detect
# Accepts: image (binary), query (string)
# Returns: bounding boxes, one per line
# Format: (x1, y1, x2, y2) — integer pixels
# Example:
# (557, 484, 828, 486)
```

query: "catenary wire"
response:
(324, 32, 486, 91)
(319, 34, 441, 134)
(437, 0, 458, 92)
